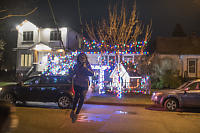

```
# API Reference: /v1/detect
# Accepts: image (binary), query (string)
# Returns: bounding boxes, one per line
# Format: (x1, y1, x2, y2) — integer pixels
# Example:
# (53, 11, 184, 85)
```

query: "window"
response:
(21, 54, 32, 67)
(40, 76, 71, 84)
(188, 59, 197, 73)
(50, 31, 61, 41)
(187, 82, 200, 90)
(24, 77, 40, 85)
(23, 31, 33, 41)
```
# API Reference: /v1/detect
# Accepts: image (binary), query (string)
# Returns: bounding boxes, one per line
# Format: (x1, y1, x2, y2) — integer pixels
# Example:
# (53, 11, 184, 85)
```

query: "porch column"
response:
(34, 50, 38, 63)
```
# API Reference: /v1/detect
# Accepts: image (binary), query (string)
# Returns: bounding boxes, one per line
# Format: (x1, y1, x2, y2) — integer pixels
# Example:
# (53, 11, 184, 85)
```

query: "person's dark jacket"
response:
(70, 63, 94, 89)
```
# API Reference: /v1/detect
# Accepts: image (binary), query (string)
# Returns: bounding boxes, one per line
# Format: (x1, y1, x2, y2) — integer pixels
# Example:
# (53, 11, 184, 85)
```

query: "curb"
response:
(84, 101, 153, 107)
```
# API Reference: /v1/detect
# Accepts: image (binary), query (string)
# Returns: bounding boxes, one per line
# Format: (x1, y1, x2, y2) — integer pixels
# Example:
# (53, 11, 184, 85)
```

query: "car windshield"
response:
(177, 81, 191, 90)
(40, 76, 71, 84)
(23, 77, 40, 85)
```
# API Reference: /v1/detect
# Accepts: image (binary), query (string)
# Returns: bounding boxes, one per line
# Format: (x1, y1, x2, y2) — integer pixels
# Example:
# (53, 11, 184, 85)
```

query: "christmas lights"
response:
(40, 36, 150, 96)
(42, 53, 76, 75)
(82, 38, 148, 54)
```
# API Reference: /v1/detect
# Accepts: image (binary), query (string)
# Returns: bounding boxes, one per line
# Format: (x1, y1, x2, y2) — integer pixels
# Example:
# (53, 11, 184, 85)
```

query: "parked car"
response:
(151, 79, 200, 111)
(0, 75, 74, 109)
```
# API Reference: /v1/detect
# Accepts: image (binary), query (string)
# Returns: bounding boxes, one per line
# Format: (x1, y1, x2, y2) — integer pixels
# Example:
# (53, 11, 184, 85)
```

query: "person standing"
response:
(70, 53, 94, 122)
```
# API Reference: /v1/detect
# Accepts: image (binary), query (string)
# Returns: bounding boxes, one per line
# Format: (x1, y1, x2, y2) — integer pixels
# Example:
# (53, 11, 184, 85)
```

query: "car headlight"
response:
(0, 87, 2, 91)
(155, 92, 163, 96)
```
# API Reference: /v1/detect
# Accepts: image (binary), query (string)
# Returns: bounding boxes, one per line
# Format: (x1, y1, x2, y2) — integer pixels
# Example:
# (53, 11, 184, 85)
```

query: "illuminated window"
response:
(23, 31, 33, 41)
(20, 54, 32, 67)
(50, 31, 61, 41)
(188, 59, 197, 74)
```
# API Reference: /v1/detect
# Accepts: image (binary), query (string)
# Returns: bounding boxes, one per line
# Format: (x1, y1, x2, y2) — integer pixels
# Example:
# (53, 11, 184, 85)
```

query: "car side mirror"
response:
(185, 87, 189, 91)
(184, 87, 189, 94)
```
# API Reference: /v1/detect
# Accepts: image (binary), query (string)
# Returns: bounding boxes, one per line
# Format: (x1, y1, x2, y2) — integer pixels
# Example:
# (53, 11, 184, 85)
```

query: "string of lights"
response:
(41, 38, 150, 96)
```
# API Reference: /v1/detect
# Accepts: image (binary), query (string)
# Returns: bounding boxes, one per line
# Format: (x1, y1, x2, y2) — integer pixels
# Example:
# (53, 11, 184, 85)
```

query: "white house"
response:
(15, 20, 81, 76)
(154, 36, 200, 79)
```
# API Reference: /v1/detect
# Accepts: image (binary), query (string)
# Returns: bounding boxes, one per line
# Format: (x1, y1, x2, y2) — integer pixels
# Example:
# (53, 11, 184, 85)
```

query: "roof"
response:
(15, 19, 80, 35)
(31, 43, 52, 51)
(155, 36, 200, 55)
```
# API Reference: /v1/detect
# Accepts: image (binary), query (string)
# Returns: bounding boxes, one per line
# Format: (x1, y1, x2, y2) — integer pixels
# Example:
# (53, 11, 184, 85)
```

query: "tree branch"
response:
(0, 7, 38, 20)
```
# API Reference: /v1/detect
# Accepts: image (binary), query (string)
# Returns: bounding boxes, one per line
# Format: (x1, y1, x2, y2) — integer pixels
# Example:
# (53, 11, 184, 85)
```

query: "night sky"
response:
(1, 0, 200, 40)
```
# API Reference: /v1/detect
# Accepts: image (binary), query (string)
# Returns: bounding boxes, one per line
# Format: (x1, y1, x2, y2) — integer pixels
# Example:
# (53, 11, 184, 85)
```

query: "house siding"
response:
(157, 54, 200, 78)
(15, 20, 80, 75)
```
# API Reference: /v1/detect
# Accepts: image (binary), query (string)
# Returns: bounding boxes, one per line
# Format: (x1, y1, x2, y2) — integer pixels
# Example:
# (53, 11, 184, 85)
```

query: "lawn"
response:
(0, 82, 17, 87)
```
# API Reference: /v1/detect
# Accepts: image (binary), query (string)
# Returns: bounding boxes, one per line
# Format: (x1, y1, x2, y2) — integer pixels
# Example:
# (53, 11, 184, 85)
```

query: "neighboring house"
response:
(15, 20, 81, 76)
(154, 35, 200, 79)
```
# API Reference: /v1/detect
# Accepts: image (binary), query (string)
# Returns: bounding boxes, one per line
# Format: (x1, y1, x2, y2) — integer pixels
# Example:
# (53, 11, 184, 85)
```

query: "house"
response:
(154, 35, 200, 79)
(15, 20, 81, 77)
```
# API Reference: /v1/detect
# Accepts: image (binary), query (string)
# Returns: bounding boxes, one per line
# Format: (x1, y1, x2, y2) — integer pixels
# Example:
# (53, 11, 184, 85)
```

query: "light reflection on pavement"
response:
(114, 110, 128, 114)
(77, 113, 111, 122)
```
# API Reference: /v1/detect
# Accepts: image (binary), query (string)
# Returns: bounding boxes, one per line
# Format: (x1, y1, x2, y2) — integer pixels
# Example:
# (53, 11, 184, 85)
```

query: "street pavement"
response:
(85, 94, 153, 107)
(11, 102, 200, 133)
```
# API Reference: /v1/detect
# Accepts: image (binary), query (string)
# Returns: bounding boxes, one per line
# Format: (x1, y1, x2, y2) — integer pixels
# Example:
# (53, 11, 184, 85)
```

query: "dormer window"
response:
(50, 31, 61, 41)
(23, 31, 33, 41)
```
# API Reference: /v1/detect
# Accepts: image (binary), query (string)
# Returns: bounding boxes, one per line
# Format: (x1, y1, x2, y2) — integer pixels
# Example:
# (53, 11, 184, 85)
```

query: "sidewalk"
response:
(85, 93, 154, 107)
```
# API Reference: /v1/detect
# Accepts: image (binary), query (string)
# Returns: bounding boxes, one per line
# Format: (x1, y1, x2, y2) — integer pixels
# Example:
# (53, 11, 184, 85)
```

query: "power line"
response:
(77, 0, 83, 35)
(47, 0, 67, 52)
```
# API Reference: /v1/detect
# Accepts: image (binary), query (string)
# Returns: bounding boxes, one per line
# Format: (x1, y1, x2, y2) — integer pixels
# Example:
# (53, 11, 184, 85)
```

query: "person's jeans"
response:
(72, 85, 88, 114)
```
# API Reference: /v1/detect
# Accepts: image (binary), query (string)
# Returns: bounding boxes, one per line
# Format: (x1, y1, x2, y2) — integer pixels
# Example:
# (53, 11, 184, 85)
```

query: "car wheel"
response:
(3, 93, 16, 104)
(58, 96, 72, 109)
(164, 98, 178, 111)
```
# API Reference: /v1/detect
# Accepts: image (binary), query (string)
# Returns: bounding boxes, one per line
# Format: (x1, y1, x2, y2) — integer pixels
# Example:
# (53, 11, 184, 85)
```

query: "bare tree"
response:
(0, 39, 5, 58)
(0, 39, 6, 69)
(0, 8, 37, 20)
(85, 2, 152, 53)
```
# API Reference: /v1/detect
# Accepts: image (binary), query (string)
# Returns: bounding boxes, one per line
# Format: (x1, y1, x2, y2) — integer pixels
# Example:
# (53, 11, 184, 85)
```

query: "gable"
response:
(16, 20, 38, 31)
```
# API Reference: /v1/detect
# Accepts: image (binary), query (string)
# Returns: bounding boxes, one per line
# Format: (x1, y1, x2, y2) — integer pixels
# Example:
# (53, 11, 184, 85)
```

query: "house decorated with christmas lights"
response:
(15, 20, 151, 96)
(15, 20, 81, 77)
(154, 35, 200, 79)
(80, 39, 150, 95)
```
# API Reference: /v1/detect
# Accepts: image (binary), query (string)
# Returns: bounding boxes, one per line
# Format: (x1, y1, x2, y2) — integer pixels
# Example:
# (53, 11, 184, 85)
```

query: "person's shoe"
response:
(70, 111, 74, 119)
(72, 114, 78, 123)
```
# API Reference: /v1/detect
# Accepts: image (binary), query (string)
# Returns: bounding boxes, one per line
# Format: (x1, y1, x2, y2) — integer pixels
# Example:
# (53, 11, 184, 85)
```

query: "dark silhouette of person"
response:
(69, 53, 94, 122)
